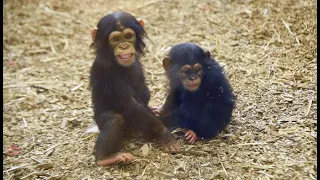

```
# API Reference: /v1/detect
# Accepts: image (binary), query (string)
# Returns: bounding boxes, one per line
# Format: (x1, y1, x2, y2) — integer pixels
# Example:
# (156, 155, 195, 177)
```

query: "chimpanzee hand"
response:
(184, 129, 198, 144)
(150, 105, 163, 116)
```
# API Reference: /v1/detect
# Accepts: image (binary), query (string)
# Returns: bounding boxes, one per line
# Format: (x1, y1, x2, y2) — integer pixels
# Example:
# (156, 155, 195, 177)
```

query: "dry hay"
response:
(3, 0, 317, 179)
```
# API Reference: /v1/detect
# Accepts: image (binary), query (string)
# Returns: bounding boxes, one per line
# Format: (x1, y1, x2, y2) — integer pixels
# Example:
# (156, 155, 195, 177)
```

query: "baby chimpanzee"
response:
(154, 43, 235, 144)
(90, 12, 179, 166)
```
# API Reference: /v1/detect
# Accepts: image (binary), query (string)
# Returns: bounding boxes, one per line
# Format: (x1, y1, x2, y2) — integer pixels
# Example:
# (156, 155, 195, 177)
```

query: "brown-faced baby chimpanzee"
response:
(89, 12, 180, 166)
(155, 42, 235, 144)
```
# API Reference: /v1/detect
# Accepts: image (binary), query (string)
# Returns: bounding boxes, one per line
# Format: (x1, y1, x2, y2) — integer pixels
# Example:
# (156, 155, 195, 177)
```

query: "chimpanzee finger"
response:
(187, 134, 195, 143)
(117, 156, 126, 162)
(122, 153, 134, 161)
(151, 108, 160, 116)
(127, 154, 135, 161)
(169, 144, 178, 151)
(185, 134, 193, 140)
(189, 136, 196, 144)
(173, 143, 181, 150)
(165, 146, 169, 151)
(151, 106, 160, 111)
(185, 131, 191, 137)
(127, 153, 134, 159)
(122, 155, 134, 164)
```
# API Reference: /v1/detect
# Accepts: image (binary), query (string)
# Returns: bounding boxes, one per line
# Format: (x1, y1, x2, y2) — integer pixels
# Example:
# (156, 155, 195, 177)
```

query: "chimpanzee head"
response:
(163, 43, 211, 92)
(91, 12, 147, 67)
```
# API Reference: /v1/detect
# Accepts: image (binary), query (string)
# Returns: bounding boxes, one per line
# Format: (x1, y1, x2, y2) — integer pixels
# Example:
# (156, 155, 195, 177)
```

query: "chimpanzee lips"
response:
(187, 82, 200, 87)
(118, 53, 133, 60)
(185, 82, 201, 91)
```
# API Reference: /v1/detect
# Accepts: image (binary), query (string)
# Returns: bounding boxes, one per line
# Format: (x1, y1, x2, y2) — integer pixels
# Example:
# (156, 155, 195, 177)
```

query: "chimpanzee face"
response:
(108, 28, 137, 67)
(180, 63, 203, 91)
(90, 12, 146, 67)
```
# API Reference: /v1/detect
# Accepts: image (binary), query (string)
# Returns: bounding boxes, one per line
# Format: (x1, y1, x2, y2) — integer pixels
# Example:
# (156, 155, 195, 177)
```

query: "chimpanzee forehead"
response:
(116, 21, 125, 30)
(169, 43, 206, 66)
(113, 12, 139, 31)
(170, 50, 206, 66)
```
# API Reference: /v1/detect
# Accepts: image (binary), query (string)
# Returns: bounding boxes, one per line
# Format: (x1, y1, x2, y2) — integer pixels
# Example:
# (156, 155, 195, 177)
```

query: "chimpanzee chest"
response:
(126, 80, 147, 101)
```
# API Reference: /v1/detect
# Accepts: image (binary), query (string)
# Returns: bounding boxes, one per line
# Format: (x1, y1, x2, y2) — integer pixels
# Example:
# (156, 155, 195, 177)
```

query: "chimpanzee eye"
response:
(124, 33, 133, 40)
(183, 69, 192, 75)
(195, 68, 202, 73)
(112, 37, 120, 42)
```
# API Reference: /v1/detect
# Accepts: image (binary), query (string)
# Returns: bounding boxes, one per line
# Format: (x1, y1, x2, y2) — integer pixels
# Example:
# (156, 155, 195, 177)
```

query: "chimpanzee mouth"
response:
(117, 53, 134, 61)
(185, 83, 200, 92)
(187, 82, 200, 88)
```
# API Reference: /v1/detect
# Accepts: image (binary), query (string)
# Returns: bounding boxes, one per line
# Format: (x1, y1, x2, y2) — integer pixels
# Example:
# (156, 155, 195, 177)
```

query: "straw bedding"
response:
(3, 0, 316, 179)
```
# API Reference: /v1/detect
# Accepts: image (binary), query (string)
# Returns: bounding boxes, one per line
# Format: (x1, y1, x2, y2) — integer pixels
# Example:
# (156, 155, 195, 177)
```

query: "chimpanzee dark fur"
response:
(90, 12, 176, 162)
(160, 43, 235, 139)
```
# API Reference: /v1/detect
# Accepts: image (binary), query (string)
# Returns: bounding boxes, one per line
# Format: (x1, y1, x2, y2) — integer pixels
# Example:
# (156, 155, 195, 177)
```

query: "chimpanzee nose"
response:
(119, 43, 128, 49)
(189, 75, 196, 81)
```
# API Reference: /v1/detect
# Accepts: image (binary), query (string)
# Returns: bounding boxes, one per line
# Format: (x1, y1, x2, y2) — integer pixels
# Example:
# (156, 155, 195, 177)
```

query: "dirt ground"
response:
(3, 0, 317, 179)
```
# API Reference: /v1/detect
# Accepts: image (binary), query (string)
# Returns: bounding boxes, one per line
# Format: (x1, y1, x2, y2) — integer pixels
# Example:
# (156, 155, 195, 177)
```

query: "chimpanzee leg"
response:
(94, 111, 134, 166)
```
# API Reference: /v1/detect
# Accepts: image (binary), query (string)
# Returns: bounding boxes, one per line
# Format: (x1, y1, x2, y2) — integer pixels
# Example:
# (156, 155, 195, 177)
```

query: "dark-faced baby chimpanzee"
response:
(155, 42, 235, 144)
(90, 12, 180, 166)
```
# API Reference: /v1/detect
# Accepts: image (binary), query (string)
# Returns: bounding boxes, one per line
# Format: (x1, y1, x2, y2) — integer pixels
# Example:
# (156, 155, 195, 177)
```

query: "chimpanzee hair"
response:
(161, 42, 235, 139)
(91, 12, 147, 67)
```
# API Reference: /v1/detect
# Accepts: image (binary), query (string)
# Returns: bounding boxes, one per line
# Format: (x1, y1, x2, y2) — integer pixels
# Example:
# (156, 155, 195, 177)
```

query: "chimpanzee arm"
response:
(141, 85, 151, 107)
(123, 96, 176, 145)
(158, 91, 182, 127)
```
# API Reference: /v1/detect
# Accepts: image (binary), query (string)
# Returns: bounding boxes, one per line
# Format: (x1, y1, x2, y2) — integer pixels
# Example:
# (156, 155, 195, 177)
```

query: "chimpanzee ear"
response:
(163, 57, 170, 71)
(138, 19, 144, 28)
(91, 27, 98, 41)
(205, 51, 211, 58)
